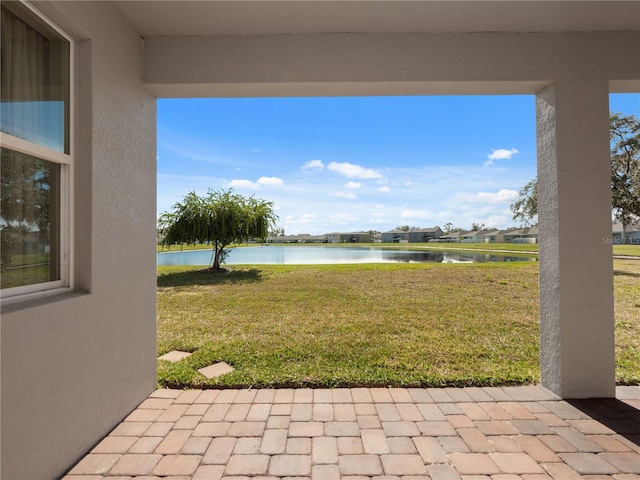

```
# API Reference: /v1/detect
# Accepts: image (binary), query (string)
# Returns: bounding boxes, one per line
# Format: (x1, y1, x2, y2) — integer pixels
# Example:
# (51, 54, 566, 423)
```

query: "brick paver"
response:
(338, 454, 384, 475)
(269, 454, 311, 476)
(108, 453, 162, 476)
(225, 454, 270, 475)
(61, 386, 640, 479)
(362, 428, 391, 454)
(152, 454, 202, 476)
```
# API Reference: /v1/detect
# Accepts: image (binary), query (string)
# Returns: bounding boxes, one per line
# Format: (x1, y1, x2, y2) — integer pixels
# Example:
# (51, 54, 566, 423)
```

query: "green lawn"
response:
(157, 260, 640, 388)
(1, 253, 52, 288)
(614, 244, 640, 257)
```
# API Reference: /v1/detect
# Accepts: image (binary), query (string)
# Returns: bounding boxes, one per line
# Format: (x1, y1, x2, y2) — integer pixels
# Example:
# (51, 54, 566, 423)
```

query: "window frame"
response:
(0, 1, 75, 302)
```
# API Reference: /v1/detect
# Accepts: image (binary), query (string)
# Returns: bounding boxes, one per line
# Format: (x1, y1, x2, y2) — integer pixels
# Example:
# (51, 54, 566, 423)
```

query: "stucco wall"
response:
(0, 2, 157, 479)
(537, 81, 616, 398)
(144, 31, 640, 98)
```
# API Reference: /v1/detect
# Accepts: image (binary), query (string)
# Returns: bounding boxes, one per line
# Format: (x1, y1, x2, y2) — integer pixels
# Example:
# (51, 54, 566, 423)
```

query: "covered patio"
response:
(1, 1, 639, 478)
(64, 385, 640, 478)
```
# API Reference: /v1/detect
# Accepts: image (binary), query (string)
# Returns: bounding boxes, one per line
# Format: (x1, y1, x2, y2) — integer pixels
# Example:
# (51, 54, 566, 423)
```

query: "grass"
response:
(1, 253, 53, 288)
(614, 244, 640, 257)
(157, 259, 640, 389)
(614, 259, 640, 384)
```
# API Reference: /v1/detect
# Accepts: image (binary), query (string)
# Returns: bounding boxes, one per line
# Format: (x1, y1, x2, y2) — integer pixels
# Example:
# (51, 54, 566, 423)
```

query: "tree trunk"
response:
(209, 241, 227, 272)
(212, 241, 221, 270)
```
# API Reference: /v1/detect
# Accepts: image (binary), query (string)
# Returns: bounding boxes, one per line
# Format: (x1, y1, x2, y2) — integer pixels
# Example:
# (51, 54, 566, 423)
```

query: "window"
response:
(1, 1, 73, 299)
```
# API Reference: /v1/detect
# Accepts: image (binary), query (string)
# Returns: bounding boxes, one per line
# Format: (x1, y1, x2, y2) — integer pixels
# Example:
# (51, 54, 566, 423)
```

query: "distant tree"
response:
(471, 222, 486, 231)
(510, 113, 640, 239)
(0, 226, 15, 272)
(510, 177, 539, 227)
(442, 223, 464, 234)
(1, 150, 55, 271)
(1, 150, 54, 243)
(270, 226, 286, 237)
(610, 113, 640, 242)
(442, 222, 454, 233)
(159, 189, 277, 271)
(395, 225, 421, 232)
(367, 230, 381, 241)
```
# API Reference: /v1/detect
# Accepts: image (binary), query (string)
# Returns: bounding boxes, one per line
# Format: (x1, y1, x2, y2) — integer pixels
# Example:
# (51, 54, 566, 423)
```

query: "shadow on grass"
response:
(614, 270, 640, 278)
(157, 268, 264, 287)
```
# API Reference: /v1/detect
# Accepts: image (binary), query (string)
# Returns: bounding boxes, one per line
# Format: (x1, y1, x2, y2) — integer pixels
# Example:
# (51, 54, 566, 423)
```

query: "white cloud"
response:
(302, 159, 324, 170)
(257, 176, 284, 187)
(485, 214, 512, 226)
(327, 161, 383, 179)
(345, 181, 361, 189)
(477, 189, 518, 203)
(227, 176, 284, 189)
(484, 148, 519, 167)
(334, 191, 357, 199)
(228, 179, 258, 189)
(400, 209, 433, 220)
(332, 213, 357, 222)
(457, 189, 518, 204)
(378, 186, 391, 193)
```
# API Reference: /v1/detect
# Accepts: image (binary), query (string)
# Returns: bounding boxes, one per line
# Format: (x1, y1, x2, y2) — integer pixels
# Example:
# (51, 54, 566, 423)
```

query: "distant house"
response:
(327, 232, 371, 243)
(381, 227, 442, 243)
(438, 230, 464, 242)
(612, 222, 640, 244)
(381, 230, 409, 243)
(460, 230, 488, 243)
(408, 227, 443, 242)
(266, 234, 327, 243)
(6, 231, 48, 254)
(481, 230, 502, 243)
(439, 228, 539, 244)
(498, 227, 539, 244)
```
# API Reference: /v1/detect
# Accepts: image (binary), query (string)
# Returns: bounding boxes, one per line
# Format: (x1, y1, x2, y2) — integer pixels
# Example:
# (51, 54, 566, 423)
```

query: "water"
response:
(157, 245, 537, 266)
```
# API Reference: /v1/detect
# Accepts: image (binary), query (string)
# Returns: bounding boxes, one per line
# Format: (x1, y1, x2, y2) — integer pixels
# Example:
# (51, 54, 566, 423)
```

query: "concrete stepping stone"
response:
(198, 362, 235, 379)
(158, 350, 192, 362)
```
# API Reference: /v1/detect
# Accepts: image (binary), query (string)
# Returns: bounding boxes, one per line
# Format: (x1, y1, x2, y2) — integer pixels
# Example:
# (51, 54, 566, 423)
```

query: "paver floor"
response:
(62, 385, 640, 479)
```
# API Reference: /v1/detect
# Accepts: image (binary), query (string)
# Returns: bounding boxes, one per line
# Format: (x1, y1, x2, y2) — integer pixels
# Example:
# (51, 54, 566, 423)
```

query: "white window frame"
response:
(0, 1, 75, 302)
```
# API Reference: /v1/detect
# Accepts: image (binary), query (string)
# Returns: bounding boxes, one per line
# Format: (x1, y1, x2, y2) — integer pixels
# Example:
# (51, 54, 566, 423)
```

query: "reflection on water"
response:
(157, 246, 537, 266)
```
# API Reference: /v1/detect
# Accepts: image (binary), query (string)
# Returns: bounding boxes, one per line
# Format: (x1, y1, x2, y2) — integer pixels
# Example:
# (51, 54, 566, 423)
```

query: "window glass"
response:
(1, 2, 70, 153)
(0, 1, 71, 297)
(1, 147, 60, 288)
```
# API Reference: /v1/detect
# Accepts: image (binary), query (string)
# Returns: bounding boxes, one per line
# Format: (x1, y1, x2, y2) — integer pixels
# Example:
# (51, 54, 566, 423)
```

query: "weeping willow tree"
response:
(158, 189, 277, 271)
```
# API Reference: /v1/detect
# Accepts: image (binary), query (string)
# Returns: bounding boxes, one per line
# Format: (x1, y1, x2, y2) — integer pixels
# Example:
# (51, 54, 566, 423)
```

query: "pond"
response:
(157, 245, 537, 266)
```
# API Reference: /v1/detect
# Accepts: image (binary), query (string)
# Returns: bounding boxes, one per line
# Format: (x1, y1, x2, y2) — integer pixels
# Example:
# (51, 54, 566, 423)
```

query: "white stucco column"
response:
(537, 80, 615, 399)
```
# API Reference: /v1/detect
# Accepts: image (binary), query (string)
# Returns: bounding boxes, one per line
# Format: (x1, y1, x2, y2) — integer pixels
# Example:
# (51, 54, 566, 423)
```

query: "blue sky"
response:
(158, 93, 640, 235)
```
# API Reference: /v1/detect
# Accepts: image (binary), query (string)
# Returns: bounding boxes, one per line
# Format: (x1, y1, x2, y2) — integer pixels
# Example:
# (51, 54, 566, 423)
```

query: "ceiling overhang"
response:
(115, 1, 640, 37)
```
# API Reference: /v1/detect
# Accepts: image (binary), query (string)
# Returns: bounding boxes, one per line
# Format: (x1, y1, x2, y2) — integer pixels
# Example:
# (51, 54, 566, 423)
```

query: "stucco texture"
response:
(1, 2, 157, 479)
